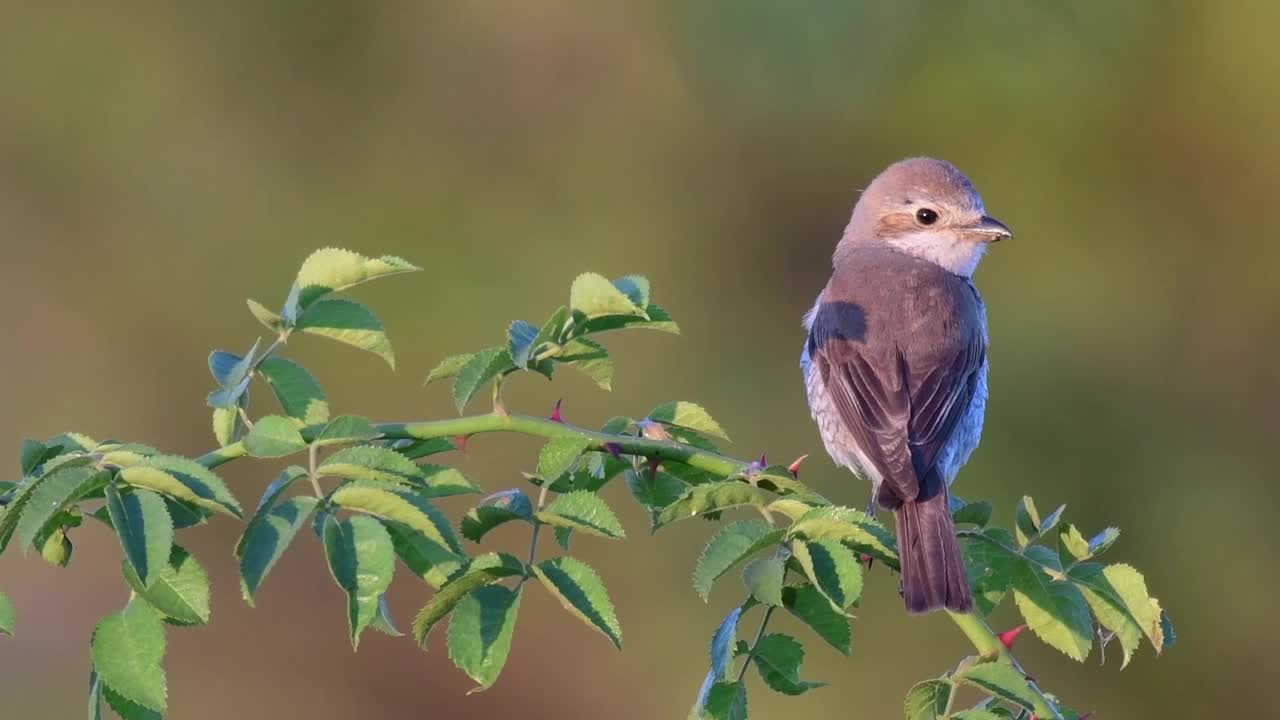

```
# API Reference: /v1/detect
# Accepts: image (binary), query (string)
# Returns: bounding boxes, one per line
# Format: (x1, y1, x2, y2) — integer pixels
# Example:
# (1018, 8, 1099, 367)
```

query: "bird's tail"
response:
(894, 488, 972, 614)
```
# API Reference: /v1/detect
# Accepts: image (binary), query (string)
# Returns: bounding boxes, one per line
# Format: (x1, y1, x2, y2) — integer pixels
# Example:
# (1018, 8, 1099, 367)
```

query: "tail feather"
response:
(894, 488, 972, 614)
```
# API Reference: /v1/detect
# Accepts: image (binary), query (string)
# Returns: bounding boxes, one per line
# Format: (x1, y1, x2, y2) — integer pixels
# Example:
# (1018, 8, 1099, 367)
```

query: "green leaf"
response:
(20, 438, 59, 475)
(963, 527, 1020, 615)
(313, 415, 378, 447)
(120, 455, 242, 517)
(625, 469, 687, 510)
(452, 348, 516, 413)
(411, 553, 526, 646)
(90, 601, 167, 713)
(695, 680, 748, 720)
(1011, 546, 1093, 661)
(787, 506, 899, 567)
(370, 595, 404, 637)
(1014, 496, 1041, 547)
(710, 606, 744, 681)
(319, 445, 423, 486)
(559, 338, 614, 390)
(693, 519, 782, 601)
(257, 357, 329, 424)
(1068, 562, 1161, 661)
(752, 633, 824, 695)
(386, 520, 465, 589)
(323, 514, 396, 649)
(737, 465, 811, 496)
(517, 306, 570, 368)
(237, 496, 320, 604)
(105, 485, 173, 588)
(956, 660, 1040, 712)
(656, 482, 766, 528)
(447, 585, 522, 691)
(212, 406, 242, 447)
(742, 556, 785, 607)
(295, 297, 397, 368)
(782, 584, 851, 655)
(419, 464, 482, 497)
(16, 464, 106, 553)
(88, 668, 103, 720)
(554, 526, 573, 551)
(246, 298, 284, 332)
(570, 272, 643, 318)
(790, 539, 862, 611)
(950, 711, 1007, 720)
(36, 517, 75, 567)
(582, 303, 680, 335)
(102, 683, 163, 720)
(536, 490, 625, 539)
(244, 415, 307, 458)
(904, 679, 951, 720)
(647, 401, 730, 440)
(532, 556, 622, 648)
(293, 248, 421, 310)
(1057, 523, 1091, 564)
(330, 485, 461, 553)
(613, 275, 650, 308)
(207, 342, 258, 407)
(953, 499, 994, 528)
(461, 489, 534, 543)
(391, 437, 458, 460)
(123, 545, 211, 626)
(0, 591, 13, 635)
(424, 353, 474, 386)
(537, 437, 591, 483)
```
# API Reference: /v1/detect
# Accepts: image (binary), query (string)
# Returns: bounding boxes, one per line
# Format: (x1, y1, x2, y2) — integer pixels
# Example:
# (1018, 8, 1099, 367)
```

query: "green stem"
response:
(736, 605, 776, 683)
(193, 410, 1058, 718)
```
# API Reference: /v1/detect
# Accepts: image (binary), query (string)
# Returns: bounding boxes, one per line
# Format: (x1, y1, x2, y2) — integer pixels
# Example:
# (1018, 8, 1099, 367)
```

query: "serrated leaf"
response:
(386, 520, 465, 588)
(1010, 547, 1093, 661)
(330, 485, 460, 553)
(787, 505, 899, 567)
(951, 711, 1007, 720)
(244, 415, 307, 458)
(536, 491, 625, 539)
(313, 415, 377, 447)
(1057, 523, 1091, 563)
(293, 248, 421, 310)
(582, 302, 680, 335)
(956, 661, 1040, 711)
(319, 445, 423, 485)
(1159, 608, 1176, 650)
(783, 584, 851, 655)
(369, 594, 403, 637)
(752, 633, 824, 696)
(904, 679, 951, 720)
(0, 591, 13, 635)
(537, 436, 591, 483)
(1072, 562, 1162, 655)
(246, 298, 284, 332)
(1088, 527, 1121, 556)
(710, 606, 743, 681)
(953, 500, 994, 527)
(20, 438, 57, 476)
(518, 306, 570, 368)
(106, 486, 173, 588)
(323, 514, 396, 649)
(257, 357, 329, 425)
(90, 601, 167, 713)
(963, 527, 1020, 615)
(410, 553, 526, 647)
(16, 464, 105, 553)
(692, 519, 783, 601)
(461, 490, 534, 542)
(123, 545, 211, 626)
(507, 320, 540, 368)
(452, 348, 515, 413)
(424, 353, 474, 386)
(120, 455, 242, 517)
(656, 482, 766, 528)
(418, 464, 482, 497)
(295, 297, 396, 367)
(613, 275, 650, 308)
(625, 469, 687, 512)
(790, 539, 862, 611)
(559, 338, 614, 390)
(694, 679, 748, 720)
(554, 526, 572, 550)
(1014, 496, 1040, 547)
(391, 437, 458, 460)
(647, 401, 730, 440)
(570, 272, 643, 318)
(737, 465, 811, 496)
(212, 406, 242, 447)
(532, 556, 622, 648)
(448, 585, 522, 691)
(102, 683, 163, 720)
(237, 496, 320, 604)
(743, 555, 785, 607)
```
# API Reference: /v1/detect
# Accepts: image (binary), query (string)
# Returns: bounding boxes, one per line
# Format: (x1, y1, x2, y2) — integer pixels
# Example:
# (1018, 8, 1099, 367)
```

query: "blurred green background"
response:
(2, 1, 1275, 717)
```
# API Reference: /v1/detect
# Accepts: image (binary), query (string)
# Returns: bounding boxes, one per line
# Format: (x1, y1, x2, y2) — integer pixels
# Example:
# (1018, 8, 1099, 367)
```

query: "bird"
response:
(800, 157, 1011, 614)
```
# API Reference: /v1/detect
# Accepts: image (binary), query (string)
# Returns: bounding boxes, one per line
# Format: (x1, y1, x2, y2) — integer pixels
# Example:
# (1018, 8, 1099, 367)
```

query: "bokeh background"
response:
(2, 2, 1275, 718)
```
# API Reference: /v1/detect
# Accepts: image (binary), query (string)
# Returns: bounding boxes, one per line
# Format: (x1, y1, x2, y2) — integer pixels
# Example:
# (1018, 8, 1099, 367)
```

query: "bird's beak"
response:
(967, 215, 1013, 242)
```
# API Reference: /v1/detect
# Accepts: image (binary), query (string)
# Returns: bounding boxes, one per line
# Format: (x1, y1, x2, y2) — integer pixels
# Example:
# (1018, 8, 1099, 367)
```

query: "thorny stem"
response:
(192, 410, 1060, 718)
(736, 605, 776, 684)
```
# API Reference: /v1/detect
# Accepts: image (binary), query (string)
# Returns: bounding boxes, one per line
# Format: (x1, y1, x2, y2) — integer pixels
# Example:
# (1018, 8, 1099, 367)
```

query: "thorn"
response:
(647, 456, 661, 481)
(549, 399, 564, 423)
(860, 553, 875, 570)
(454, 435, 470, 456)
(787, 454, 809, 478)
(494, 399, 510, 420)
(998, 624, 1028, 651)
(604, 442, 623, 459)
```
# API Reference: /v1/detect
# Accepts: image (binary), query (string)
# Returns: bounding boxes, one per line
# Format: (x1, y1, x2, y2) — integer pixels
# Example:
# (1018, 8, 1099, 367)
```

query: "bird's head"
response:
(838, 157, 1011, 277)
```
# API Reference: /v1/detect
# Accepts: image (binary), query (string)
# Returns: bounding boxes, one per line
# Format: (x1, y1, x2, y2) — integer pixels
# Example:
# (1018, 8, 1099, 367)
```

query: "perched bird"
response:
(801, 157, 1011, 614)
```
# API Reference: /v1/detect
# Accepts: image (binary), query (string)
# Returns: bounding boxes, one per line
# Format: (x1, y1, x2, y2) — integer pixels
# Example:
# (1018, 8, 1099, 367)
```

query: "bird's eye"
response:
(916, 208, 939, 225)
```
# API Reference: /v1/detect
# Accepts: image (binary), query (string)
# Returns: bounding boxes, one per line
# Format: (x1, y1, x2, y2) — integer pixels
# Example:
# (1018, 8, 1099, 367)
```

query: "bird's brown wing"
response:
(808, 306, 985, 507)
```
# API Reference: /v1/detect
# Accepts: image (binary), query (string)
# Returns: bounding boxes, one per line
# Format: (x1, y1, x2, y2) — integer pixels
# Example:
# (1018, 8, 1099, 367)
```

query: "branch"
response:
(193, 410, 1060, 718)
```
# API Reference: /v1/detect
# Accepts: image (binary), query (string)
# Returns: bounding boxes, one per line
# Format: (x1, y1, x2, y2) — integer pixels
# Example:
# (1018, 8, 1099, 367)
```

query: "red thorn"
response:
(860, 553, 874, 570)
(647, 456, 661, 481)
(454, 435, 470, 456)
(550, 399, 564, 423)
(604, 442, 623, 459)
(787, 454, 809, 478)
(1079, 714, 1094, 720)
(758, 452, 768, 466)
(998, 625, 1027, 651)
